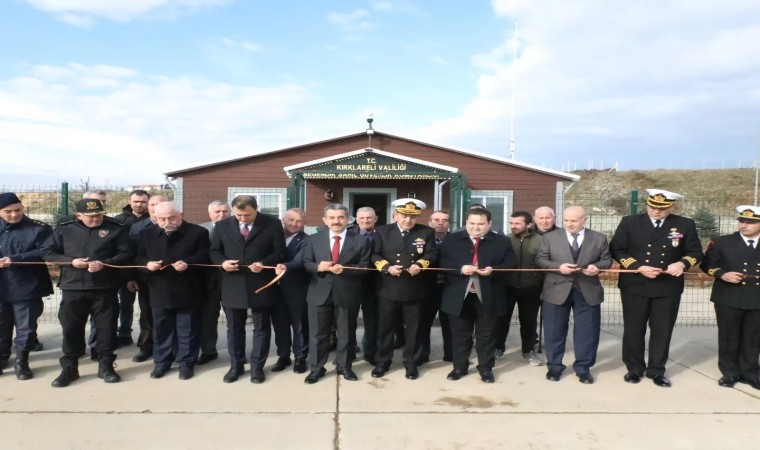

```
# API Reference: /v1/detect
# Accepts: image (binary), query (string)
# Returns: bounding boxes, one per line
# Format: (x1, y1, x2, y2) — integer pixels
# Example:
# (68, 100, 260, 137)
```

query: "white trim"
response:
(283, 148, 458, 174)
(227, 187, 288, 219)
(343, 187, 397, 223)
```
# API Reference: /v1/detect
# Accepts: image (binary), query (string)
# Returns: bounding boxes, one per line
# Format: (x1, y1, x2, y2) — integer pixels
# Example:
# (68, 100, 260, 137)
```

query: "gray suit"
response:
(535, 228, 612, 375)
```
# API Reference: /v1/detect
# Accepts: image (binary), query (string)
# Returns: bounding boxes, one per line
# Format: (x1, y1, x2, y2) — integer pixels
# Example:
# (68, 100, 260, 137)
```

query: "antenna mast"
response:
(508, 21, 519, 160)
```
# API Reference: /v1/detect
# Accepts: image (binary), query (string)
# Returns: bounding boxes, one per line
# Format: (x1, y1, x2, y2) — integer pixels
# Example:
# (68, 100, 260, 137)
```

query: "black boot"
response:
(98, 356, 122, 384)
(14, 350, 33, 380)
(51, 365, 79, 387)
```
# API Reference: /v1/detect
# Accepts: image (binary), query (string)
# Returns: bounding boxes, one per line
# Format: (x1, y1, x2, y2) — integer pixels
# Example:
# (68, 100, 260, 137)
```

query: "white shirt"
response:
(741, 234, 759, 248)
(566, 229, 585, 247)
(329, 229, 348, 254)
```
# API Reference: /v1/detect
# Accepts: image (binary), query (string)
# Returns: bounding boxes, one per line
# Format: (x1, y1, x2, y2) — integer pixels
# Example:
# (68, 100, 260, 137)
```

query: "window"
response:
(227, 187, 287, 218)
(470, 190, 513, 233)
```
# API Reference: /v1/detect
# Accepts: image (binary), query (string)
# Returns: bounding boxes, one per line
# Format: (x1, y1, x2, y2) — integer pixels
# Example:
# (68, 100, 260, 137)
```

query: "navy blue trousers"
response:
(225, 307, 271, 370)
(152, 306, 199, 368)
(542, 287, 600, 375)
(0, 299, 43, 358)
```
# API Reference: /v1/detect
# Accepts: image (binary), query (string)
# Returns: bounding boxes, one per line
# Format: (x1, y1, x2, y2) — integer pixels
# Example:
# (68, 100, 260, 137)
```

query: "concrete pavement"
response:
(1, 324, 759, 449)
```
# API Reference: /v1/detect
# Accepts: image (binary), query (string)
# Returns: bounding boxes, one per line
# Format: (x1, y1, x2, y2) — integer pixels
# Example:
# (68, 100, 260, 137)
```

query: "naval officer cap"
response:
(0, 192, 22, 209)
(75, 199, 106, 216)
(392, 198, 426, 216)
(736, 205, 760, 222)
(645, 189, 684, 209)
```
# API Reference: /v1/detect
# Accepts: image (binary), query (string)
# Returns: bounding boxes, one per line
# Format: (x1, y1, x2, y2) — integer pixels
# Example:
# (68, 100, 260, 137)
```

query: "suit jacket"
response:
(439, 230, 517, 317)
(209, 213, 285, 308)
(303, 229, 371, 308)
(700, 232, 760, 310)
(199, 221, 215, 238)
(535, 228, 612, 306)
(278, 230, 310, 301)
(371, 223, 438, 302)
(135, 221, 210, 309)
(199, 221, 222, 292)
(610, 213, 703, 296)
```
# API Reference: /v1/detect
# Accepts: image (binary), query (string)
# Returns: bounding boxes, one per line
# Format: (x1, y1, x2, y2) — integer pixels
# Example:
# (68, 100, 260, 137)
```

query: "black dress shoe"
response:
(447, 368, 468, 380)
(405, 366, 419, 380)
(179, 365, 194, 380)
(196, 353, 218, 366)
(223, 366, 244, 383)
(51, 366, 79, 388)
(250, 368, 266, 384)
(648, 374, 672, 388)
(337, 368, 358, 381)
(132, 349, 152, 363)
(546, 371, 562, 382)
(623, 372, 642, 384)
(371, 364, 389, 378)
(293, 358, 308, 374)
(271, 357, 291, 372)
(304, 367, 327, 384)
(718, 375, 737, 388)
(737, 376, 760, 390)
(479, 369, 495, 383)
(577, 373, 594, 384)
(150, 365, 170, 379)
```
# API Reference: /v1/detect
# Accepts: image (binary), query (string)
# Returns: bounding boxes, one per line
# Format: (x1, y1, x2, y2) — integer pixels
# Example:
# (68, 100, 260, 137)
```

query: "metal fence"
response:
(6, 182, 753, 328)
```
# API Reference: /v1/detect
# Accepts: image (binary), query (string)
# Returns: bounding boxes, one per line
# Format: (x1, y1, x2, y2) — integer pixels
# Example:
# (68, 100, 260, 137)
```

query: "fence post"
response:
(61, 181, 69, 216)
(630, 189, 638, 215)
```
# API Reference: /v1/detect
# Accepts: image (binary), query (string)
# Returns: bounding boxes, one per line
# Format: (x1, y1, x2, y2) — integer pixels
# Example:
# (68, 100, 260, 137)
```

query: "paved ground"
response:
(1, 324, 759, 449)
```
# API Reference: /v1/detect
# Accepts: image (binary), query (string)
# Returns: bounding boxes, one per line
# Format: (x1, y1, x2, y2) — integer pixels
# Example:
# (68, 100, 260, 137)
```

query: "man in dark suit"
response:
(197, 200, 230, 365)
(610, 189, 703, 387)
(136, 202, 210, 380)
(440, 208, 516, 383)
(301, 204, 371, 384)
(353, 206, 379, 364)
(536, 206, 612, 384)
(700, 205, 760, 389)
(209, 195, 285, 384)
(370, 198, 437, 380)
(419, 210, 452, 363)
(271, 208, 310, 374)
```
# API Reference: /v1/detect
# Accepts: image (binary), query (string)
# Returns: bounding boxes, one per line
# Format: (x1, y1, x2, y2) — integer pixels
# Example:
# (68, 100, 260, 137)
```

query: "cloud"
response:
(24, 0, 231, 25)
(0, 63, 330, 185)
(220, 37, 264, 53)
(327, 8, 374, 37)
(418, 0, 760, 170)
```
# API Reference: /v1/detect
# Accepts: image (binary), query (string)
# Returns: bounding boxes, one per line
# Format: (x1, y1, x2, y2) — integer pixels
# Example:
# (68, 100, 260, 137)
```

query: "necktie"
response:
(331, 236, 341, 264)
(571, 233, 580, 252)
(241, 224, 249, 239)
(655, 219, 662, 229)
(472, 237, 480, 266)
(749, 239, 755, 249)
(401, 230, 408, 240)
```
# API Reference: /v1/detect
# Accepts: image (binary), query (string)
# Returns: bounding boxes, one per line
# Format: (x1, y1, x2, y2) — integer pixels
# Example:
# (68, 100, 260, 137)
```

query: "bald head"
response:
(562, 206, 586, 233)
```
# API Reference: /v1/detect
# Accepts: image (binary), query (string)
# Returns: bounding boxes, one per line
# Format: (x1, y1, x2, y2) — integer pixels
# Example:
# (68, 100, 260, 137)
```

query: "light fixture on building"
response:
(324, 189, 334, 201)
(407, 191, 416, 199)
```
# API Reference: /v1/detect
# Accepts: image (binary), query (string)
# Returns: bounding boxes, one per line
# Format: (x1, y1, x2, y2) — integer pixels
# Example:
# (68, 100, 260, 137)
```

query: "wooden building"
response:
(165, 128, 579, 231)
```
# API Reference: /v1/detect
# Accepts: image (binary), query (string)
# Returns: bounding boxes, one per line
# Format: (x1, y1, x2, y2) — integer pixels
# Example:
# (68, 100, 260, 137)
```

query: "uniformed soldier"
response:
(0, 192, 53, 380)
(41, 199, 131, 387)
(610, 189, 703, 387)
(700, 205, 760, 389)
(370, 198, 437, 380)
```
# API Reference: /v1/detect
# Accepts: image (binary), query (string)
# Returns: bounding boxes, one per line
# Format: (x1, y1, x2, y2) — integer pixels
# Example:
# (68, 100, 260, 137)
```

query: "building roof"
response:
(164, 130, 580, 181)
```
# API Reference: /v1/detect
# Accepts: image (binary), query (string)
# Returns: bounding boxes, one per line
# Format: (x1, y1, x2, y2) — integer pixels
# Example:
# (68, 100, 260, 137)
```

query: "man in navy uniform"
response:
(210, 195, 285, 384)
(300, 204, 371, 383)
(271, 208, 310, 374)
(42, 199, 131, 387)
(0, 192, 53, 380)
(370, 198, 437, 380)
(439, 207, 516, 383)
(610, 189, 703, 387)
(136, 202, 210, 380)
(700, 205, 760, 389)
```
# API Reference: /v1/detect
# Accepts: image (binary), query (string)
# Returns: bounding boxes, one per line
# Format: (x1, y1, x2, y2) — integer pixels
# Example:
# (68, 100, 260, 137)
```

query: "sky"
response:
(1, 0, 759, 186)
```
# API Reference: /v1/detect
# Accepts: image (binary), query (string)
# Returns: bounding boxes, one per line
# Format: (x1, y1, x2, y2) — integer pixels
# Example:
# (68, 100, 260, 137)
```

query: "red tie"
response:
(331, 236, 341, 264)
(472, 236, 480, 266)
(241, 224, 249, 239)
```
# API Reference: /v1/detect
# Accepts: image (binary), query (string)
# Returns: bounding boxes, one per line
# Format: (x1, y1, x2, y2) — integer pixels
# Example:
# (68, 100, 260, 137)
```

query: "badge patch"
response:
(414, 237, 425, 254)
(98, 229, 110, 238)
(667, 228, 682, 247)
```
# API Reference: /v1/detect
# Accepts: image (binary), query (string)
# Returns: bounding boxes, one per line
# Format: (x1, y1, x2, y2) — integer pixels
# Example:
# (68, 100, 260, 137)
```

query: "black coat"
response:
(610, 213, 703, 296)
(371, 223, 438, 302)
(41, 219, 131, 290)
(303, 230, 371, 308)
(278, 231, 310, 301)
(700, 232, 760, 310)
(209, 213, 285, 308)
(135, 221, 210, 309)
(439, 230, 516, 317)
(0, 216, 54, 302)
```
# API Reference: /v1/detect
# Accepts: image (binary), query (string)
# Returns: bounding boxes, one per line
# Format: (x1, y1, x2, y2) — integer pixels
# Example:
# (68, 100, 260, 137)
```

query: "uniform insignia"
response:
(707, 268, 719, 277)
(98, 229, 110, 238)
(414, 237, 425, 254)
(667, 228, 683, 247)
